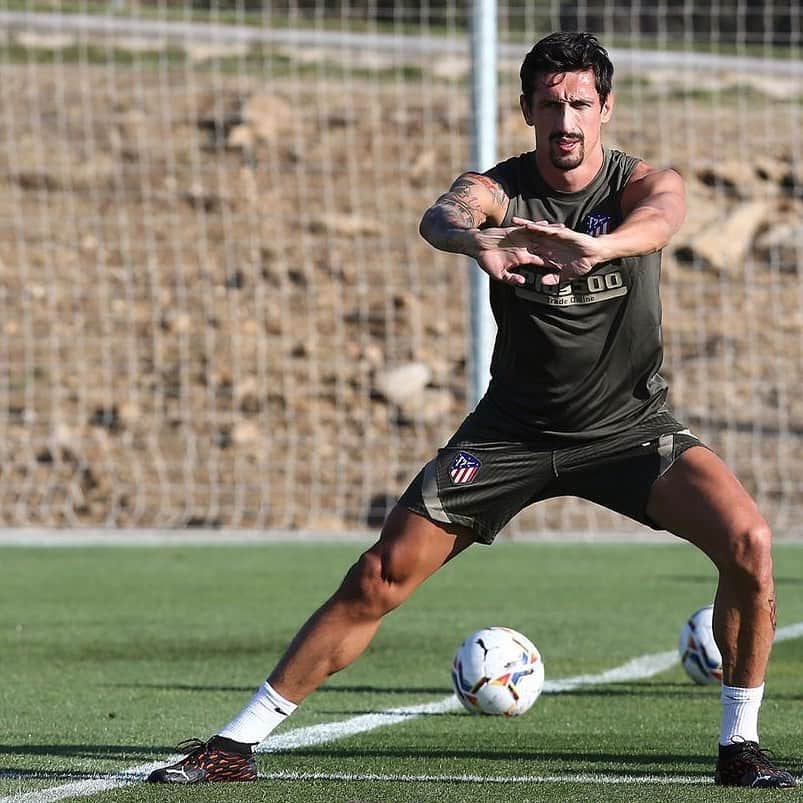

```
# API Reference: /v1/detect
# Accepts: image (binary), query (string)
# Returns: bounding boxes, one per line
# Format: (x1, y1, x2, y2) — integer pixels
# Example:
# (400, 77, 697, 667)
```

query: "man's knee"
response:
(339, 549, 410, 618)
(720, 520, 774, 589)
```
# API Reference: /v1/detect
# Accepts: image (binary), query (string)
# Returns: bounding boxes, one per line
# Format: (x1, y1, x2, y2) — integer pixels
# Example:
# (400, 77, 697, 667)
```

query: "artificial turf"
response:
(2, 540, 802, 802)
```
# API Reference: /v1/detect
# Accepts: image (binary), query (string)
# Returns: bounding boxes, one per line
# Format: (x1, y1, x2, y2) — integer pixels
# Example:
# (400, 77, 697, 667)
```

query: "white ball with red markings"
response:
(678, 604, 723, 685)
(451, 626, 544, 716)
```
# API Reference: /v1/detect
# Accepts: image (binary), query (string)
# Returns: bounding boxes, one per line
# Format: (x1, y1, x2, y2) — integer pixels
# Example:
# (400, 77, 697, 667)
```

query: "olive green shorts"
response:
(398, 410, 704, 544)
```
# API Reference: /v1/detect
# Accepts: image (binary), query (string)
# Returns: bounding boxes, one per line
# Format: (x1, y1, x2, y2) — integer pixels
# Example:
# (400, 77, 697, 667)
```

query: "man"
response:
(148, 32, 796, 788)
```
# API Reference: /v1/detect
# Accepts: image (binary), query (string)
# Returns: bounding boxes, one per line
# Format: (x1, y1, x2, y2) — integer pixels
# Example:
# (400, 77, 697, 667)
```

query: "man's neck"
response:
(535, 145, 605, 192)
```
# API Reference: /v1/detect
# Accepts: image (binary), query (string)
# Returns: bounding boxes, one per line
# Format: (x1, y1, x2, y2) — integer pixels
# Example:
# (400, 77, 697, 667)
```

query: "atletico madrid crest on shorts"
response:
(449, 451, 481, 484)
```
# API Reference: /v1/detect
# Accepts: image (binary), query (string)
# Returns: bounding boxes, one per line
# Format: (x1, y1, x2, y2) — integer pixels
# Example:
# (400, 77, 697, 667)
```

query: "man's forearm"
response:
(419, 202, 482, 257)
(594, 206, 680, 263)
(596, 175, 686, 263)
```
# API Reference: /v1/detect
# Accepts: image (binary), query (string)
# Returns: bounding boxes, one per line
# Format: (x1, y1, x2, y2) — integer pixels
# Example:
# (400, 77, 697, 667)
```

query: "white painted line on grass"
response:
(260, 695, 461, 752)
(0, 765, 161, 803)
(543, 650, 678, 693)
(773, 621, 803, 641)
(3, 621, 802, 802)
(256, 651, 680, 753)
(258, 769, 711, 785)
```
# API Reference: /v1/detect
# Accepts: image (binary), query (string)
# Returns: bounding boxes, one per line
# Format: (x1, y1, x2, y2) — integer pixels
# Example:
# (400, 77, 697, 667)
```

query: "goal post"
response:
(468, 0, 497, 409)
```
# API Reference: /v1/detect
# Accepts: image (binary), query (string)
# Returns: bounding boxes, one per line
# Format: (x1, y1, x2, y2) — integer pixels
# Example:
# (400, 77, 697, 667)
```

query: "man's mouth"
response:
(553, 136, 582, 153)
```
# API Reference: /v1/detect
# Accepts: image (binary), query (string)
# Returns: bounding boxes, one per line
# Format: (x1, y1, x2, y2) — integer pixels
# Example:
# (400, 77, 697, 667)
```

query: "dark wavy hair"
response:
(520, 32, 613, 105)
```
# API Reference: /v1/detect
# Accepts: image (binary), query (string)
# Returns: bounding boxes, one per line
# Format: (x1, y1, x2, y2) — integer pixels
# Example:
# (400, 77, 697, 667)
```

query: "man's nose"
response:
(555, 103, 575, 129)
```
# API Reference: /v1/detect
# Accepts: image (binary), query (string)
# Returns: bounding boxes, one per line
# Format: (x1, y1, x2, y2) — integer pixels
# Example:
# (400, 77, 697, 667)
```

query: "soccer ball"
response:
(678, 604, 723, 685)
(451, 626, 544, 716)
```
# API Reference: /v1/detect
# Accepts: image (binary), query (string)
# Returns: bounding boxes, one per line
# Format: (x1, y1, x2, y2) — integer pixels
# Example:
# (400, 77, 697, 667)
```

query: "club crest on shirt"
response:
(449, 451, 481, 484)
(584, 212, 612, 237)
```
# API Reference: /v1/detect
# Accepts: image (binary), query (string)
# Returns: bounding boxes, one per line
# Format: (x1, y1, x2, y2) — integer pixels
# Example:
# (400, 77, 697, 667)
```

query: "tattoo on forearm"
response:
(769, 597, 777, 631)
(419, 203, 474, 253)
(419, 173, 506, 253)
(432, 196, 478, 229)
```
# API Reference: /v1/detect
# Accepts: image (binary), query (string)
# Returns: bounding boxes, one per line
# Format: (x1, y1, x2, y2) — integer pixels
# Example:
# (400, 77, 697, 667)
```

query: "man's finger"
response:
(511, 217, 555, 229)
(501, 270, 526, 285)
(528, 225, 570, 238)
(524, 252, 547, 267)
(512, 217, 565, 230)
(512, 216, 551, 225)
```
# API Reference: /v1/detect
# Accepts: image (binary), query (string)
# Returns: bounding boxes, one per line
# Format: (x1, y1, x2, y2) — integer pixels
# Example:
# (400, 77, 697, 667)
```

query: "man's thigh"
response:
(645, 446, 768, 563)
(553, 424, 703, 528)
(368, 505, 476, 590)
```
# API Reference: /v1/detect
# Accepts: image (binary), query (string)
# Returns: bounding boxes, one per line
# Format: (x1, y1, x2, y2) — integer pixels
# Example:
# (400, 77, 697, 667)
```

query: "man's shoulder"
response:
(597, 149, 650, 197)
(607, 148, 643, 176)
(484, 151, 536, 198)
(486, 150, 535, 178)
(608, 147, 642, 161)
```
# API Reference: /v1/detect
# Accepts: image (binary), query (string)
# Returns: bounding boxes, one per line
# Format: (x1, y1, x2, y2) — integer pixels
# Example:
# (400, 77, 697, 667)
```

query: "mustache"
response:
(550, 132, 584, 142)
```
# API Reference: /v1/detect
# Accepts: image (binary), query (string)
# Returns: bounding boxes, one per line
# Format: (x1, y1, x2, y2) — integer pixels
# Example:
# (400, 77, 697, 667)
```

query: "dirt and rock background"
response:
(0, 36, 801, 536)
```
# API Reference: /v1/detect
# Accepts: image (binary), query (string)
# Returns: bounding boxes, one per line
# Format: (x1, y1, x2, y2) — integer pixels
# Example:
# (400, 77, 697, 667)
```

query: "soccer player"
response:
(148, 32, 796, 788)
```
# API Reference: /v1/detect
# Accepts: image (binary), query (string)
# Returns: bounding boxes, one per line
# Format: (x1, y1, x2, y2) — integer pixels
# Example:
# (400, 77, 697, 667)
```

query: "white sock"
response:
(719, 682, 764, 746)
(217, 681, 298, 745)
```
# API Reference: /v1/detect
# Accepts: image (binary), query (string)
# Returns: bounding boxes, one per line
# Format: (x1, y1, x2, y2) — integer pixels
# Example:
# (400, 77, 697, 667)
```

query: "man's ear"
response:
(601, 90, 614, 124)
(520, 94, 535, 127)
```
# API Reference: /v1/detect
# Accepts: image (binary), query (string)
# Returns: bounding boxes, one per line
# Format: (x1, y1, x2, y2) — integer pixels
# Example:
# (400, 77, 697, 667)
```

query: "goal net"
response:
(0, 1, 800, 536)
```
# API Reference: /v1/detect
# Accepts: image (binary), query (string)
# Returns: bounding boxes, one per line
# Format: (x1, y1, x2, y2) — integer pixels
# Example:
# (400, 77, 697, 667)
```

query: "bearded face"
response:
(520, 68, 613, 179)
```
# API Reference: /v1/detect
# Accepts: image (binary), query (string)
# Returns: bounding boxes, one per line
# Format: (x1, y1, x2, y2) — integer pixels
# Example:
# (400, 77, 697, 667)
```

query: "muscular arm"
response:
(420, 171, 573, 286)
(510, 161, 686, 284)
(595, 162, 686, 262)
(419, 172, 509, 258)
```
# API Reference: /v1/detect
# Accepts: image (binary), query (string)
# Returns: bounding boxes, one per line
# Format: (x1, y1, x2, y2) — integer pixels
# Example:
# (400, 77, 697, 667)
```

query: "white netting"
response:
(0, 2, 800, 535)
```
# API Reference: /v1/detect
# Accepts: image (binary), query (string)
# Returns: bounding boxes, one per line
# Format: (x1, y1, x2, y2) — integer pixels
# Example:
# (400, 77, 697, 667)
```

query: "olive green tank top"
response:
(478, 147, 668, 441)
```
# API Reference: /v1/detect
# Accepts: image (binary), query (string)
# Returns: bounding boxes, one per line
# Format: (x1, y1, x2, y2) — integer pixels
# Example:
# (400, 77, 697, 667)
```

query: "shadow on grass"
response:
(0, 745, 163, 784)
(264, 746, 715, 775)
(0, 767, 104, 781)
(664, 573, 803, 586)
(0, 744, 170, 758)
(315, 709, 463, 717)
(102, 682, 451, 695)
(553, 683, 803, 701)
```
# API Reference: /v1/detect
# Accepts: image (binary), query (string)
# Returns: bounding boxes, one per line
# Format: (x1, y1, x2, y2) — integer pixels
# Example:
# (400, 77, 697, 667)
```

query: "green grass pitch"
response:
(2, 540, 802, 802)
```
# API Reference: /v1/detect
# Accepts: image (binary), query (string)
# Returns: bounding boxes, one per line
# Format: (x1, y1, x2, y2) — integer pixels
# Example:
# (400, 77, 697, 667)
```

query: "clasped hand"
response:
(474, 216, 605, 287)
